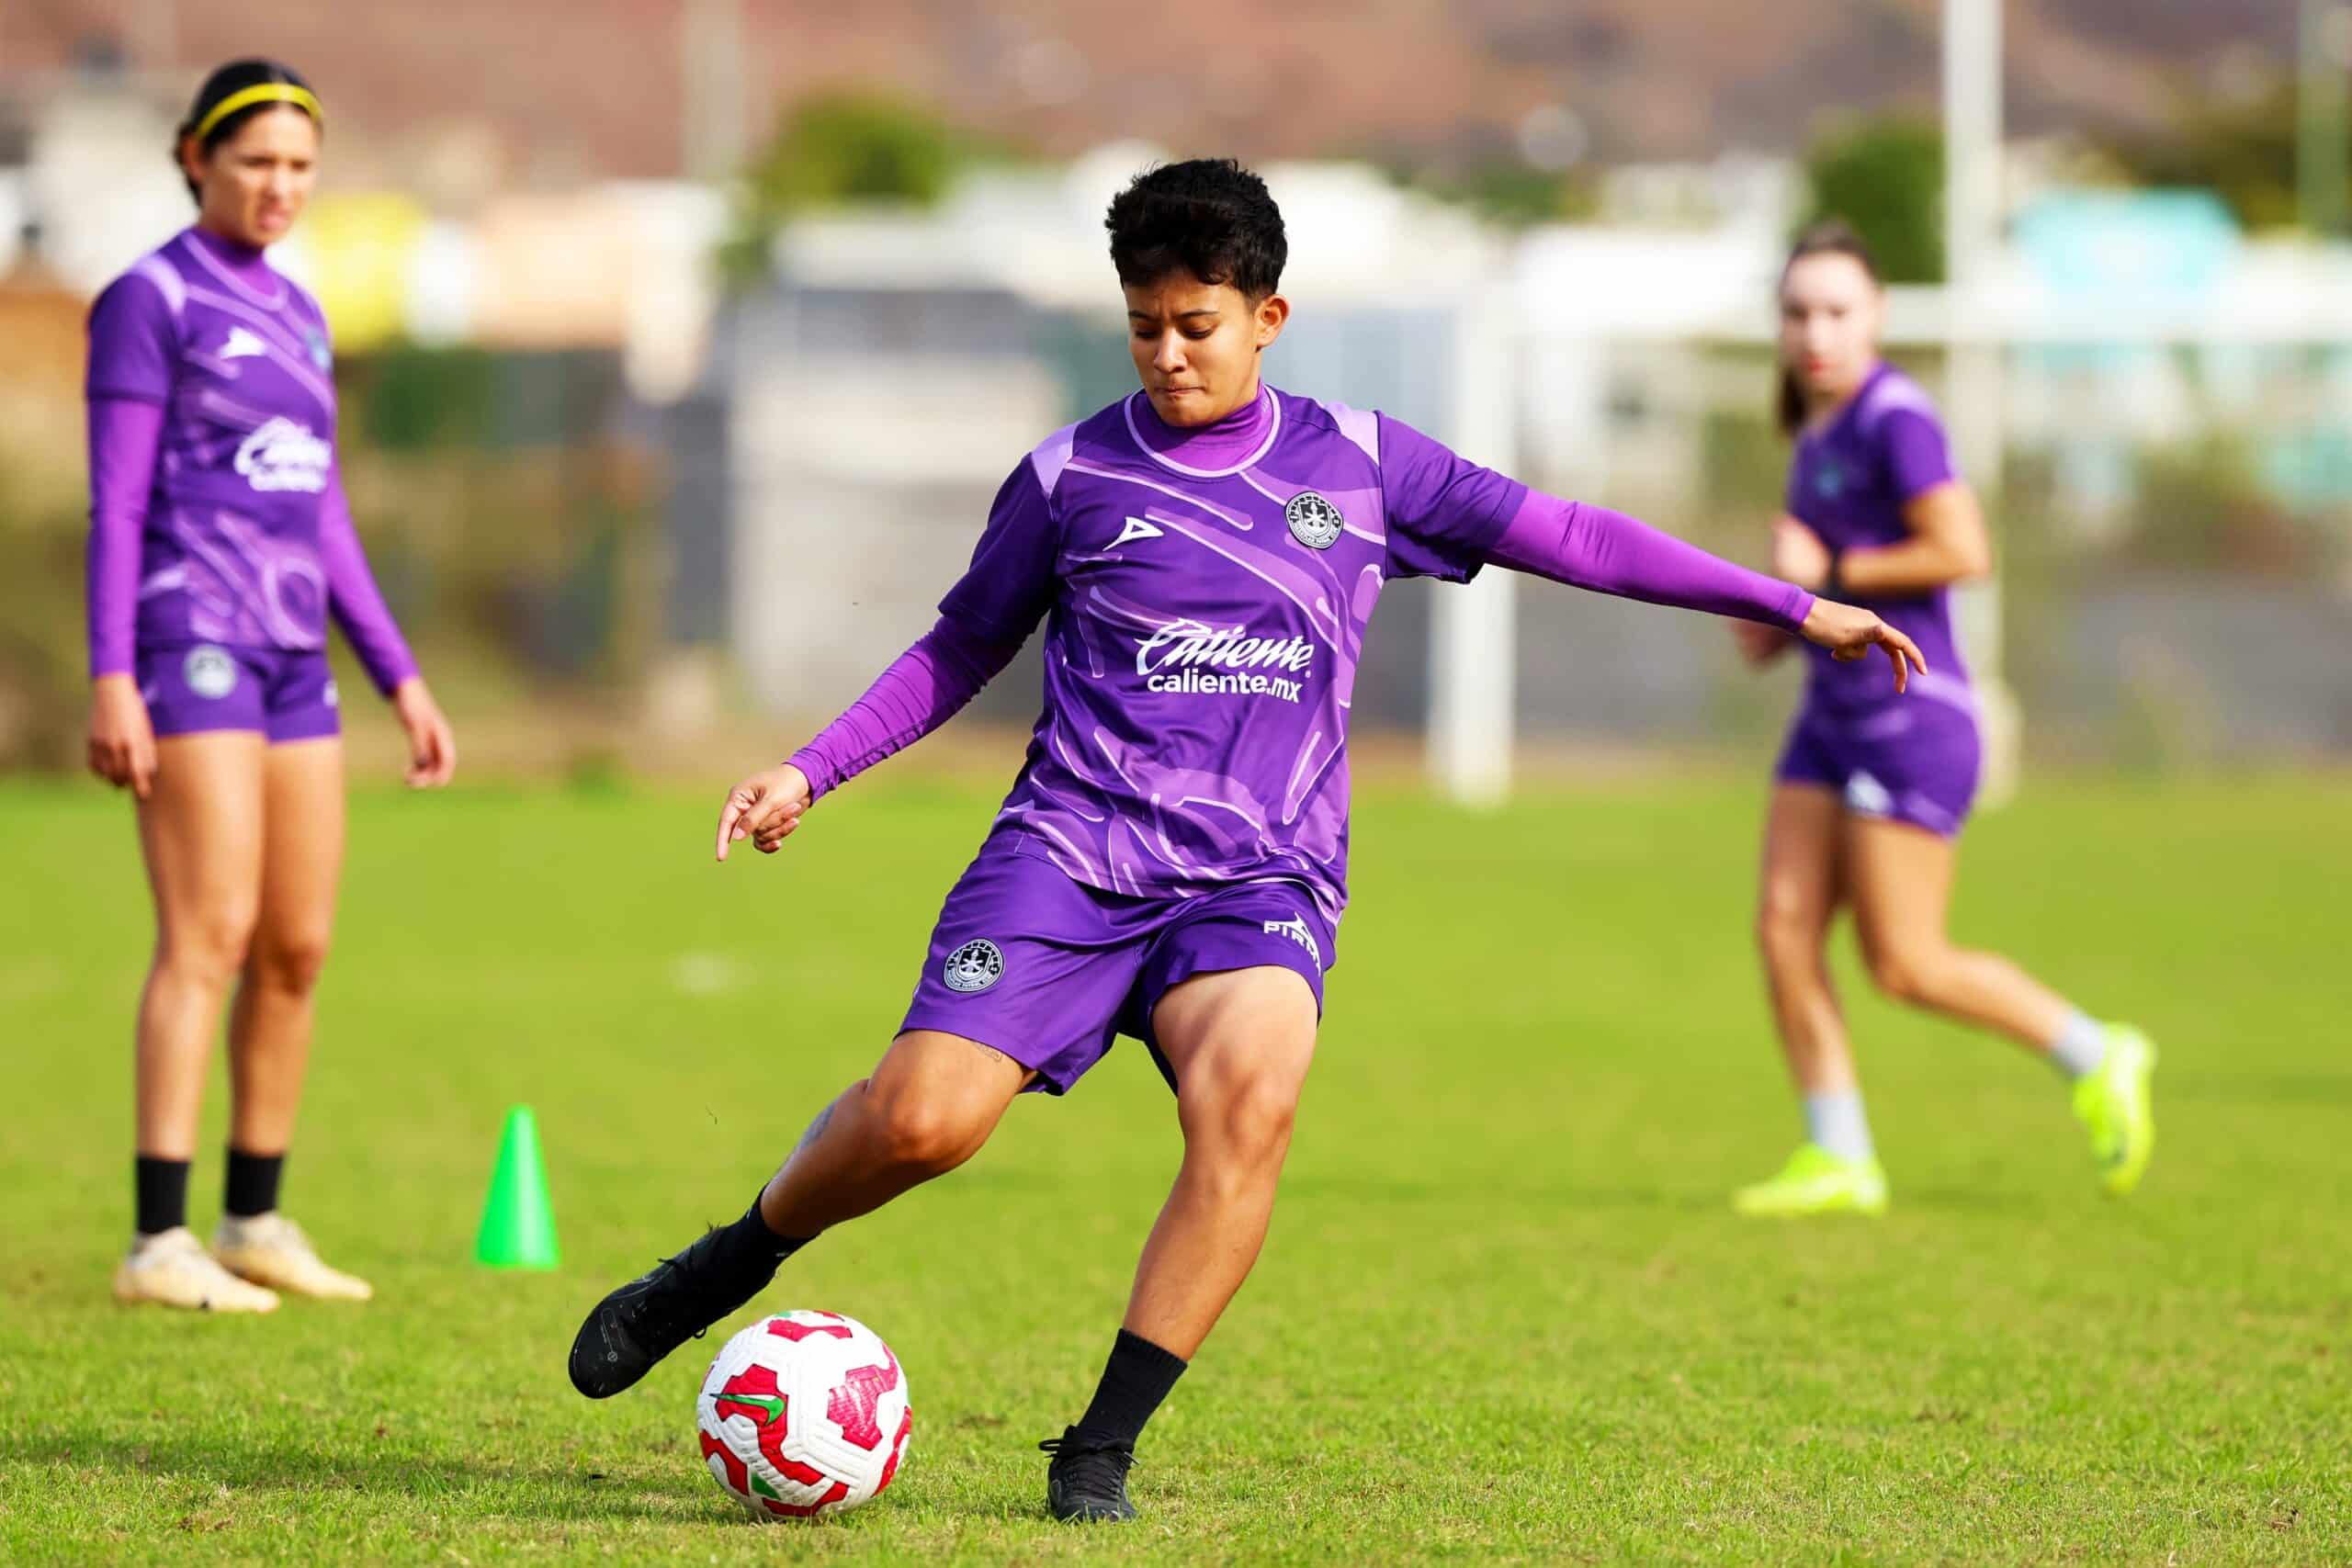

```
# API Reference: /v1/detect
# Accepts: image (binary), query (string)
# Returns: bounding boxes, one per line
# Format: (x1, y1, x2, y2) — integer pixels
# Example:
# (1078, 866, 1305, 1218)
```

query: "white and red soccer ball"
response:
(695, 1311, 913, 1520)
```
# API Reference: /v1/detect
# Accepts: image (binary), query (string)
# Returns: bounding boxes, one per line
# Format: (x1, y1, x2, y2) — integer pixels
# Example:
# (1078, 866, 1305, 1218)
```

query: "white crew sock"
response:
(2046, 1010, 2109, 1080)
(1803, 1091, 1875, 1163)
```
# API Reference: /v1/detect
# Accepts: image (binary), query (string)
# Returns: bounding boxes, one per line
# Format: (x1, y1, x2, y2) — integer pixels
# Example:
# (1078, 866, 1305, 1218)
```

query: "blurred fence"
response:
(4, 268, 2349, 777)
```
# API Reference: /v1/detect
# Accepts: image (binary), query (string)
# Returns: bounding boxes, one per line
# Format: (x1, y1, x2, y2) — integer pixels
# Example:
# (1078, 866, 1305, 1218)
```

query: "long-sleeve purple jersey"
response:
(84, 226, 415, 693)
(790, 385, 1810, 922)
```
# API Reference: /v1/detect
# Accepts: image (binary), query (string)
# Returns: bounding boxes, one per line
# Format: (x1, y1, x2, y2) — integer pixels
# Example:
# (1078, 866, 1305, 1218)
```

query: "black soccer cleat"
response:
(1040, 1427, 1139, 1522)
(567, 1227, 766, 1399)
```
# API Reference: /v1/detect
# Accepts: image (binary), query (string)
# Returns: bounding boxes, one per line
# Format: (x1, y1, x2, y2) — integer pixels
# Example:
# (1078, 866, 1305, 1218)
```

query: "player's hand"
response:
(716, 763, 812, 862)
(391, 677, 457, 788)
(1772, 515, 1832, 589)
(1731, 619, 1792, 669)
(87, 672, 158, 799)
(1798, 600, 1925, 694)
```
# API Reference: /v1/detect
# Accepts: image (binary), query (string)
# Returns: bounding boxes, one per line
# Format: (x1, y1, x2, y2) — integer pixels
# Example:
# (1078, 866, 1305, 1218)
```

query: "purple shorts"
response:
(901, 838, 1337, 1096)
(1775, 694, 1981, 838)
(137, 642, 341, 744)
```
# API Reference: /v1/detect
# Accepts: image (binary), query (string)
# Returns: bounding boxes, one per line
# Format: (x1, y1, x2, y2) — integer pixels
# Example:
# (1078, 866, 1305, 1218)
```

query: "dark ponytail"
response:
(1776, 218, 1881, 436)
(172, 59, 322, 201)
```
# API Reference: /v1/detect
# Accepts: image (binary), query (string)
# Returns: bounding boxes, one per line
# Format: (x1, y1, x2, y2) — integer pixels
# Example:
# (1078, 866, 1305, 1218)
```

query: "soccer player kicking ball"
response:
(569, 160, 1919, 1522)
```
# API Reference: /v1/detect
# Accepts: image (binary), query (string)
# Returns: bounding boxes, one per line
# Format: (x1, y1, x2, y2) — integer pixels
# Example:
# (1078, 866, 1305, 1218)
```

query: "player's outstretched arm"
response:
(1486, 490, 1919, 692)
(714, 613, 1025, 863)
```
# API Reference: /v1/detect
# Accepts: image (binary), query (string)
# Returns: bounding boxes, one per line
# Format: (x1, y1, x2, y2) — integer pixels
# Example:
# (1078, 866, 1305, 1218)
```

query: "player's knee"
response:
(160, 904, 259, 988)
(1193, 1069, 1299, 1166)
(864, 1083, 983, 1176)
(1755, 902, 1823, 968)
(1866, 944, 1941, 1006)
(248, 928, 332, 995)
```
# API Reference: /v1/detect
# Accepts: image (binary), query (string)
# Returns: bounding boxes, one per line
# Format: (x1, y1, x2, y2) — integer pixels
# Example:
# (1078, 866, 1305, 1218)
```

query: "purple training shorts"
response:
(137, 641, 341, 744)
(901, 836, 1336, 1095)
(1774, 691, 1981, 839)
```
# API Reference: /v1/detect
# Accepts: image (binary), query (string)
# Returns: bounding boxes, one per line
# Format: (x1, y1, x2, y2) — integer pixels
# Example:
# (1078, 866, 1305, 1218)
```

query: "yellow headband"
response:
(192, 84, 324, 142)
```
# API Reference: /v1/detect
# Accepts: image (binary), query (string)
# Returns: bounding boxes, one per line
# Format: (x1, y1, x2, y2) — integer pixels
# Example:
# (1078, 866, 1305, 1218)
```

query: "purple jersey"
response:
(85, 227, 413, 690)
(935, 386, 1521, 924)
(1786, 364, 1973, 716)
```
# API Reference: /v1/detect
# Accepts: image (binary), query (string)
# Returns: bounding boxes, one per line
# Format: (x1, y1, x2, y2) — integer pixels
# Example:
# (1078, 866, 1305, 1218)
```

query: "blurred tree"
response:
(718, 92, 982, 288)
(1803, 118, 1945, 284)
(2107, 82, 2306, 232)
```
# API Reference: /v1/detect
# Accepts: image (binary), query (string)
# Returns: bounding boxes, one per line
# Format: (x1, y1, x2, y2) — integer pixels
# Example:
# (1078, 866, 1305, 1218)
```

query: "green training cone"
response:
(475, 1104, 561, 1269)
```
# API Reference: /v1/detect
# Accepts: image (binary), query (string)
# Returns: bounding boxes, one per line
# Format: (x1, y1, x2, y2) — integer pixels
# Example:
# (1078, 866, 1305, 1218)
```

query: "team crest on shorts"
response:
(1284, 491, 1343, 550)
(1845, 771, 1894, 818)
(184, 646, 238, 700)
(943, 939, 1004, 994)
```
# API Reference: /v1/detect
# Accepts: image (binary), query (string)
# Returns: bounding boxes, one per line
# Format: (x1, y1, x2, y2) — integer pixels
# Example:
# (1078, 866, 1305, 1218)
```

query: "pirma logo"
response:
(184, 646, 238, 701)
(1284, 491, 1343, 550)
(1261, 915, 1322, 969)
(943, 939, 1004, 994)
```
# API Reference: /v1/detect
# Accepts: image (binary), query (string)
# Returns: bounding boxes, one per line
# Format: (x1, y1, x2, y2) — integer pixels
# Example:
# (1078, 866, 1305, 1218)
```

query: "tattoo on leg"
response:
(789, 1100, 835, 1159)
(963, 1037, 1013, 1068)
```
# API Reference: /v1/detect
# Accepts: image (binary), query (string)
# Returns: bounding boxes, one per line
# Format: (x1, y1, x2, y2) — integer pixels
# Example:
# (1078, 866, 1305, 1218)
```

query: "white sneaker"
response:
(113, 1226, 281, 1313)
(211, 1212, 374, 1302)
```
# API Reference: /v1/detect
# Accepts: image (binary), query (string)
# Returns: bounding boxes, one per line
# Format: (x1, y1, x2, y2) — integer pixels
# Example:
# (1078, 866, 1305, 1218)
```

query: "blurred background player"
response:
(1728, 220, 2154, 1218)
(85, 60, 457, 1311)
(568, 159, 1920, 1522)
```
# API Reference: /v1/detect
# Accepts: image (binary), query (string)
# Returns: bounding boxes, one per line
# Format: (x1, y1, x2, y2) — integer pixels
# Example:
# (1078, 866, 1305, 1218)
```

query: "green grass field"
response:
(3, 771, 2346, 1563)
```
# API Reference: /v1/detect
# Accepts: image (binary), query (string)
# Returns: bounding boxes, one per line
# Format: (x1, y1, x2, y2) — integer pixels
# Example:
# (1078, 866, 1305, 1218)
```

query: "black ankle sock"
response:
(1073, 1329, 1189, 1448)
(709, 1197, 811, 1292)
(135, 1156, 190, 1236)
(224, 1147, 285, 1218)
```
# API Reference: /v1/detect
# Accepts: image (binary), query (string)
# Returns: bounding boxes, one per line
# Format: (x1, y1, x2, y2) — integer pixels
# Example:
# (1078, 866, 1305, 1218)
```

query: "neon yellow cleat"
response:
(2072, 1024, 2156, 1196)
(1732, 1143, 1889, 1217)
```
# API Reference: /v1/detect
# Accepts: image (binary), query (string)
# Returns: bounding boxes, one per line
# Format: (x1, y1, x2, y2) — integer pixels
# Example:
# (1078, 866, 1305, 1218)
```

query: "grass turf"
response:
(1, 772, 2346, 1563)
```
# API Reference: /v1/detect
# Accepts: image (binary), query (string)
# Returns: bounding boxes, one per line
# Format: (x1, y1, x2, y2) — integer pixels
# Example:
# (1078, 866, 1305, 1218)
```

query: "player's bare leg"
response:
(1044, 965, 1317, 1522)
(569, 1032, 1025, 1397)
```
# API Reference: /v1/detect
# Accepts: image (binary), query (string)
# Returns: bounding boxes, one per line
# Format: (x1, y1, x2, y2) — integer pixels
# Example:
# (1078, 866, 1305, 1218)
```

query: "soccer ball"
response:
(695, 1311, 913, 1520)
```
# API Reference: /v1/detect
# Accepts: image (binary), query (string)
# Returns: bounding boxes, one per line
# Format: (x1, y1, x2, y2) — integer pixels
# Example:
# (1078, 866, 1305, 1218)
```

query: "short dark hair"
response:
(1105, 158, 1287, 299)
(173, 59, 321, 202)
(1777, 218, 1882, 435)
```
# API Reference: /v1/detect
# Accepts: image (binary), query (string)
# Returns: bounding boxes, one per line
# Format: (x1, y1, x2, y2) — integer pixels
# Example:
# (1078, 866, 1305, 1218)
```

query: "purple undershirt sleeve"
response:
(786, 613, 1027, 801)
(85, 397, 165, 679)
(1487, 491, 1815, 632)
(319, 469, 419, 695)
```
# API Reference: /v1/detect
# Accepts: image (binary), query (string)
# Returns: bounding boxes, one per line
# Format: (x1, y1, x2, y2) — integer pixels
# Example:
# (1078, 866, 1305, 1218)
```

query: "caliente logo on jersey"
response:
(233, 417, 332, 494)
(1284, 491, 1344, 550)
(1135, 619, 1317, 704)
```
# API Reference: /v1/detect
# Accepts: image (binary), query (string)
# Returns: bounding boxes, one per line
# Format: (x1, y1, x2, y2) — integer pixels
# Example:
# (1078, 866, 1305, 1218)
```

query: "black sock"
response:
(135, 1156, 190, 1236)
(224, 1147, 286, 1218)
(1073, 1329, 1189, 1449)
(708, 1196, 811, 1294)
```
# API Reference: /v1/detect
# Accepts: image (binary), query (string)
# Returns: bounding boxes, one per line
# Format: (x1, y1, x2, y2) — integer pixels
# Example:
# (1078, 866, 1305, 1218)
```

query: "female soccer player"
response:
(1728, 220, 2153, 1218)
(85, 60, 455, 1312)
(571, 162, 1916, 1521)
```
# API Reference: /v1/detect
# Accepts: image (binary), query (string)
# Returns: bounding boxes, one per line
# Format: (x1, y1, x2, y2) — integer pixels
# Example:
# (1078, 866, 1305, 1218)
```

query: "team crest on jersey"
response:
(1284, 491, 1343, 550)
(184, 646, 238, 700)
(1814, 460, 1846, 500)
(943, 939, 1004, 994)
